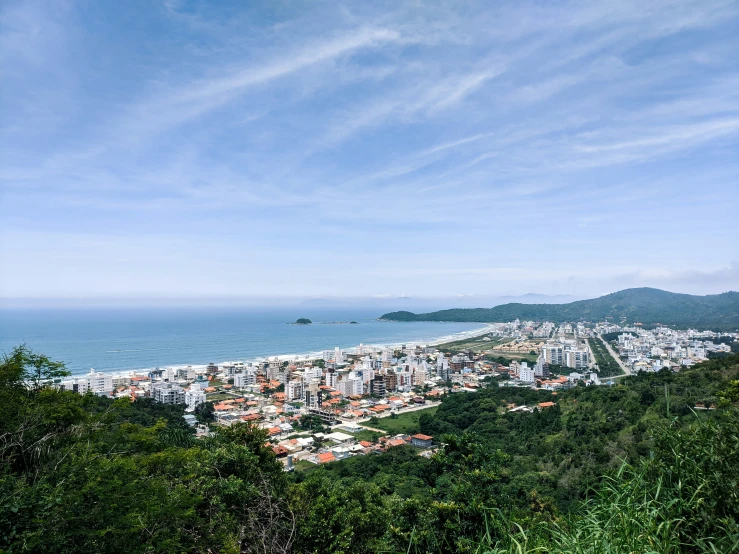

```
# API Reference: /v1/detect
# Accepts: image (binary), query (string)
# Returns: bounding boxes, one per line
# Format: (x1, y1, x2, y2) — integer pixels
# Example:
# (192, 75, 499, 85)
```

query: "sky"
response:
(1, 0, 738, 305)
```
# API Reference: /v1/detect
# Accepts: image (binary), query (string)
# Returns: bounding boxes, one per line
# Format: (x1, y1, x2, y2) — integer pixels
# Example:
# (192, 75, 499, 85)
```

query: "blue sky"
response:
(1, 0, 738, 303)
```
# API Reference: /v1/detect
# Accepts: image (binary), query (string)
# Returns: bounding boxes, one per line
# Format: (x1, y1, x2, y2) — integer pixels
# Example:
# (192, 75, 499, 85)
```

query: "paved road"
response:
(598, 334, 631, 377)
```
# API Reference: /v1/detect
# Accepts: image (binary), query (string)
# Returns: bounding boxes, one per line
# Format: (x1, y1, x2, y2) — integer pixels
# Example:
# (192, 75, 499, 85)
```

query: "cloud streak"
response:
(1, 0, 738, 299)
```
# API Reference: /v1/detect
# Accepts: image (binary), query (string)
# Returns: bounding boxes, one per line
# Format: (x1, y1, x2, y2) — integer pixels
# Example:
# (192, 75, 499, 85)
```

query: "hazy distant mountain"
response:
(300, 294, 577, 310)
(381, 288, 739, 331)
(492, 293, 576, 305)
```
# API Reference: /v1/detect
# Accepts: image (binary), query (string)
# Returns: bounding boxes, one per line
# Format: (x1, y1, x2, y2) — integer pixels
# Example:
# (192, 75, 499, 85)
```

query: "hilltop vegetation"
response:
(2, 345, 738, 553)
(381, 288, 739, 331)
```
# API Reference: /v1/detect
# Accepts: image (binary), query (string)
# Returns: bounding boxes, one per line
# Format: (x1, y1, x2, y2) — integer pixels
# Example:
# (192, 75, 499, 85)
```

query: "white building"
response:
(303, 367, 323, 382)
(519, 363, 535, 383)
(564, 349, 590, 370)
(185, 382, 206, 411)
(152, 383, 185, 404)
(86, 368, 113, 394)
(61, 377, 89, 395)
(337, 377, 363, 397)
(326, 368, 338, 388)
(287, 380, 304, 401)
(234, 369, 257, 388)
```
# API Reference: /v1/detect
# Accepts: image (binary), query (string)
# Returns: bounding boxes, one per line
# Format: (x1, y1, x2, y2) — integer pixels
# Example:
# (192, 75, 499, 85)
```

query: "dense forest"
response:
(2, 345, 738, 553)
(381, 288, 739, 331)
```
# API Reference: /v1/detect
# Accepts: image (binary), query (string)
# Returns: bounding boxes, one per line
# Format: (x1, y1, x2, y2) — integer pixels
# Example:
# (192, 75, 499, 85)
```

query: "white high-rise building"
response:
(287, 380, 304, 401)
(234, 369, 257, 388)
(152, 383, 185, 404)
(303, 367, 323, 382)
(519, 364, 535, 383)
(334, 347, 344, 364)
(185, 383, 206, 411)
(337, 377, 363, 397)
(326, 368, 338, 388)
(61, 377, 89, 395)
(87, 368, 113, 393)
(564, 350, 590, 369)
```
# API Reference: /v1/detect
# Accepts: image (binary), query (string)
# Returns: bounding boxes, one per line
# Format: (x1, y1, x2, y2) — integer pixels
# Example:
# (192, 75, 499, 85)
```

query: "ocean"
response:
(0, 307, 486, 375)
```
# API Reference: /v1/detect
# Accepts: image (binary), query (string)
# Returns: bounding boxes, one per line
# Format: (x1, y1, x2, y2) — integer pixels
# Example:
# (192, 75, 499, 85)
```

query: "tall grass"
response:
(473, 414, 739, 554)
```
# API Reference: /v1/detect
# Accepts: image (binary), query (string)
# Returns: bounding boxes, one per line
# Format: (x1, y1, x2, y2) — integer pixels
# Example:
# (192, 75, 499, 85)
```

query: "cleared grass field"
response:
(205, 392, 235, 402)
(344, 429, 385, 442)
(361, 406, 438, 435)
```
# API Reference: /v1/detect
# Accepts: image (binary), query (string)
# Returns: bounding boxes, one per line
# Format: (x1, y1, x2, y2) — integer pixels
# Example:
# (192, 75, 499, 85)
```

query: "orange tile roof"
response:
(538, 401, 556, 408)
(387, 439, 406, 447)
(359, 440, 373, 447)
(268, 427, 282, 435)
(412, 434, 433, 441)
(317, 452, 336, 464)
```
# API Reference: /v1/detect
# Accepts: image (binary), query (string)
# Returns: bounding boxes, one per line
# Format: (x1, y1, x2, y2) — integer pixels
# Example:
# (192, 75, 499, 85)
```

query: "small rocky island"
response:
(294, 318, 312, 325)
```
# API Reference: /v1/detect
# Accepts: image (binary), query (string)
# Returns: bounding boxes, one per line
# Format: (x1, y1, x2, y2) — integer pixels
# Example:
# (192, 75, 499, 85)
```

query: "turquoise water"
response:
(0, 307, 484, 375)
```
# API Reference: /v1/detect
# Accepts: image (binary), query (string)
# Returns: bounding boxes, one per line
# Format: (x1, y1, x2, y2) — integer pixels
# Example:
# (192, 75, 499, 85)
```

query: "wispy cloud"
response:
(1, 0, 738, 298)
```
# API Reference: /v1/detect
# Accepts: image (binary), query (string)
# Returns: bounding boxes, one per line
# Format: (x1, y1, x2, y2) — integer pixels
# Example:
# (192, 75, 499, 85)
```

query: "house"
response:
(325, 431, 354, 444)
(386, 438, 406, 448)
(272, 445, 288, 457)
(537, 401, 556, 409)
(410, 434, 433, 448)
(316, 452, 336, 464)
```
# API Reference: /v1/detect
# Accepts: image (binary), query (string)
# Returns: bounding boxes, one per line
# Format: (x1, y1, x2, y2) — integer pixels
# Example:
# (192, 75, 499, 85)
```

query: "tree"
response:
(0, 344, 70, 389)
(194, 400, 216, 423)
(299, 414, 326, 433)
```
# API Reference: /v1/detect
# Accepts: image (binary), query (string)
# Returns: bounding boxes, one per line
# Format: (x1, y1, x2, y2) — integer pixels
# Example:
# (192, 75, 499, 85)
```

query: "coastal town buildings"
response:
(50, 318, 736, 470)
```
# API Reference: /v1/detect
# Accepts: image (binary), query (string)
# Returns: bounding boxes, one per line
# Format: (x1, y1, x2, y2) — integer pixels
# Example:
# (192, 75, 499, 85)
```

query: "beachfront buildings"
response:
(87, 368, 113, 394)
(185, 382, 206, 411)
(152, 383, 185, 405)
(234, 369, 257, 388)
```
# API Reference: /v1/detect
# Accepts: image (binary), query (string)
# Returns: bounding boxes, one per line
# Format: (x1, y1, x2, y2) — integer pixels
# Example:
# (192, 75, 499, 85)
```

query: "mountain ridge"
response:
(380, 288, 739, 331)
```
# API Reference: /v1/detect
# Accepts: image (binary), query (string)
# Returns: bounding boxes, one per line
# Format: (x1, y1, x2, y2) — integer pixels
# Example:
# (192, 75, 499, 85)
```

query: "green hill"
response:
(380, 287, 739, 330)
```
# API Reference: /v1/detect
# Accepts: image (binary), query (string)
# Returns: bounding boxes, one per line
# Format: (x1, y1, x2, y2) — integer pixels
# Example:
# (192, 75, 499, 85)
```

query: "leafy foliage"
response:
(2, 345, 738, 553)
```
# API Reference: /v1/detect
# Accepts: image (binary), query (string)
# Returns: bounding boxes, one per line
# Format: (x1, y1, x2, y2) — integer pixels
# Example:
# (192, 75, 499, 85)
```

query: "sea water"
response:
(0, 307, 485, 375)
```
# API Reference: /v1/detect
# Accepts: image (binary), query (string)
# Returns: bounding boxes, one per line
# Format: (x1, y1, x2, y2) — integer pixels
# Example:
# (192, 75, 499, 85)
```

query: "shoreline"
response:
(68, 322, 496, 378)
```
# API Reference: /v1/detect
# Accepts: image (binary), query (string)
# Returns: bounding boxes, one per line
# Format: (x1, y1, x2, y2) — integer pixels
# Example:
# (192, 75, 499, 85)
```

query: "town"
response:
(55, 320, 738, 469)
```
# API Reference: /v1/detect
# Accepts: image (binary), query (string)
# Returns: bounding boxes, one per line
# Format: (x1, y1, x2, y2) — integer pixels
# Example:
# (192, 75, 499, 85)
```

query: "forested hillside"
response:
(2, 346, 738, 553)
(381, 288, 739, 331)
